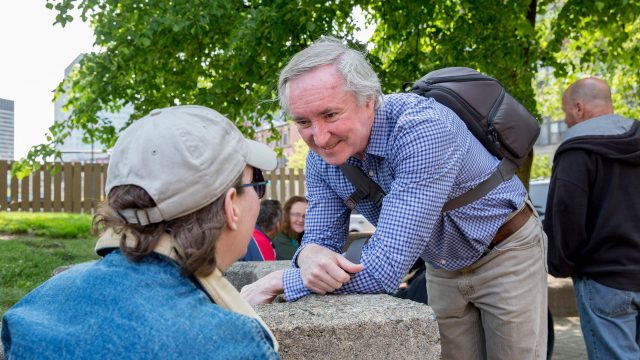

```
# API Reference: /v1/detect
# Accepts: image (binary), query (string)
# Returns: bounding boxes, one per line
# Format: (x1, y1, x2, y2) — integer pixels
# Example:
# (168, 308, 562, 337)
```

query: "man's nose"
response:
(311, 121, 330, 146)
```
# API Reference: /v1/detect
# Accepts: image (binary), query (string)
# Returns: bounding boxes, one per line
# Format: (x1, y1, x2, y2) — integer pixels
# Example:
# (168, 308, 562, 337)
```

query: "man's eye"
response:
(295, 120, 311, 128)
(325, 113, 337, 120)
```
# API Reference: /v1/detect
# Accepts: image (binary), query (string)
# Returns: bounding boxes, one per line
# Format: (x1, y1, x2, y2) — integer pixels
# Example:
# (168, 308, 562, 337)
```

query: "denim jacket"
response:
(1, 249, 280, 359)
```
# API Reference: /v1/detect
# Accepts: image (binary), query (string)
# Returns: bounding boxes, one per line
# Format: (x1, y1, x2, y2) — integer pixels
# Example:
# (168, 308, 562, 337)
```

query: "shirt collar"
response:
(363, 104, 388, 158)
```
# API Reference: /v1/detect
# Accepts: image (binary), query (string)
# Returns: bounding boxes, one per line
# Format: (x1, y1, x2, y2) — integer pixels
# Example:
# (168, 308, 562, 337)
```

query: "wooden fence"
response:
(0, 160, 305, 214)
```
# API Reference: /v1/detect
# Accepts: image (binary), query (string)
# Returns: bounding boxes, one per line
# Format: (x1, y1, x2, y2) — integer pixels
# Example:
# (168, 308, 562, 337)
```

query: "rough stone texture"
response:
(255, 294, 441, 360)
(226, 261, 441, 359)
(225, 260, 291, 290)
(548, 275, 578, 317)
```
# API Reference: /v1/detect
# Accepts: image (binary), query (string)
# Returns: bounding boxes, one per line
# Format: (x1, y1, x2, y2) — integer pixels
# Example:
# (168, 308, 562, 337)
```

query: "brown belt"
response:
(487, 204, 534, 250)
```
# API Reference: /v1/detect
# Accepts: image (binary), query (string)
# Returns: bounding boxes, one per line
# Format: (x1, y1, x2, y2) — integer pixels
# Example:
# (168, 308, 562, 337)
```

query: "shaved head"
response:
(562, 77, 613, 127)
(565, 77, 612, 108)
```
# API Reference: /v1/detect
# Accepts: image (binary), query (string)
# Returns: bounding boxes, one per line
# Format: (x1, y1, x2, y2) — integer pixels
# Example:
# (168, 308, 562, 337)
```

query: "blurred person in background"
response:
(272, 196, 307, 260)
(545, 77, 640, 360)
(241, 199, 282, 261)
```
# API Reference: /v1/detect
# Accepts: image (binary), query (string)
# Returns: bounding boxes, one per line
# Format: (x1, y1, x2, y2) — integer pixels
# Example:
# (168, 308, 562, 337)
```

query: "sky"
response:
(0, 1, 97, 160)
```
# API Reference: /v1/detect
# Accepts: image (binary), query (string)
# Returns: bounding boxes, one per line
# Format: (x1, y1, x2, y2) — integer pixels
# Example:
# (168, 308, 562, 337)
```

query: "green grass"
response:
(0, 212, 93, 238)
(0, 213, 99, 317)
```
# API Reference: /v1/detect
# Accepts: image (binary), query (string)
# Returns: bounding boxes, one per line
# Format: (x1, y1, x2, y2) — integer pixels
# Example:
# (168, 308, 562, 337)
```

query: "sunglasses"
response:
(238, 167, 270, 199)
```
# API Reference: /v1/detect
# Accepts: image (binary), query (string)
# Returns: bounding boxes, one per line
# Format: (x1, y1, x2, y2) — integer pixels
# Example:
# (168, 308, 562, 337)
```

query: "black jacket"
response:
(544, 116, 640, 291)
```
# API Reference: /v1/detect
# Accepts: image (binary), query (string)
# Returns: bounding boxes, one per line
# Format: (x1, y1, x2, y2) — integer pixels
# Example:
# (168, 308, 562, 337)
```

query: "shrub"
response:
(531, 154, 552, 180)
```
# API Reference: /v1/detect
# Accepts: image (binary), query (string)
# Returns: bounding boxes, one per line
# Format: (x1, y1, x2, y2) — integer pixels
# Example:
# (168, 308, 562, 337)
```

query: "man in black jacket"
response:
(545, 77, 640, 359)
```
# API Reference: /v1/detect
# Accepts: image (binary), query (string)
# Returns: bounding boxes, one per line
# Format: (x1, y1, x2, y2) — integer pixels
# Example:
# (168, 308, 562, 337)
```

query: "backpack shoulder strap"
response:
(340, 159, 516, 213)
(441, 159, 517, 212)
(339, 164, 386, 210)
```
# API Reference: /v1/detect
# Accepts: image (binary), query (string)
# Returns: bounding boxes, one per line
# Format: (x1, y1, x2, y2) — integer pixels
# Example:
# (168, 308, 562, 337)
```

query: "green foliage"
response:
(534, 67, 566, 122)
(19, 0, 364, 171)
(287, 138, 310, 171)
(538, 0, 640, 120)
(365, 0, 539, 114)
(530, 154, 552, 180)
(0, 212, 93, 239)
(0, 236, 98, 317)
(15, 0, 640, 189)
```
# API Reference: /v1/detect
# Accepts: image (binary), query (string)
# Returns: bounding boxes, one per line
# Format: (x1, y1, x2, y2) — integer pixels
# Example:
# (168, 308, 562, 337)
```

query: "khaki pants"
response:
(426, 210, 548, 360)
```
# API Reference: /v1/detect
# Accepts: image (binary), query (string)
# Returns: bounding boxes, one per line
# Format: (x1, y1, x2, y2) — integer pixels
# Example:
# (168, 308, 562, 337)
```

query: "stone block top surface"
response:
(256, 294, 441, 360)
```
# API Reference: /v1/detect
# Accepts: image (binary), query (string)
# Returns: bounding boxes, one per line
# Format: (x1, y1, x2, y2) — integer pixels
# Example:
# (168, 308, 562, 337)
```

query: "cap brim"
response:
(245, 139, 277, 171)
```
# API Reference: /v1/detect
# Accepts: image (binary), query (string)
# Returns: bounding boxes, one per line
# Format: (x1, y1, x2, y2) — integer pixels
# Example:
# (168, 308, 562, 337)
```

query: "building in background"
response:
(54, 55, 133, 163)
(533, 118, 568, 158)
(254, 116, 303, 169)
(0, 98, 15, 160)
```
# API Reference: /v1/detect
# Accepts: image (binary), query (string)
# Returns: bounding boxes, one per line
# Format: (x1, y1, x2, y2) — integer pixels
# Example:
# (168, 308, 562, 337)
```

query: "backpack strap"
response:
(339, 164, 386, 210)
(441, 159, 517, 212)
(343, 233, 371, 264)
(340, 160, 516, 213)
(338, 160, 516, 263)
(338, 164, 384, 264)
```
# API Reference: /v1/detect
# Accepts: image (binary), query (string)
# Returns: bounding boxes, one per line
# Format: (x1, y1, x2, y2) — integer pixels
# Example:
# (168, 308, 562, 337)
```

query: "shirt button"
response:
(368, 170, 374, 176)
(440, 259, 447, 265)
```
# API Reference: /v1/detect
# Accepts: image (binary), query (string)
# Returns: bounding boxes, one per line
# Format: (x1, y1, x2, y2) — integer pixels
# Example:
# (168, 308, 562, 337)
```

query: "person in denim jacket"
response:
(1, 106, 280, 359)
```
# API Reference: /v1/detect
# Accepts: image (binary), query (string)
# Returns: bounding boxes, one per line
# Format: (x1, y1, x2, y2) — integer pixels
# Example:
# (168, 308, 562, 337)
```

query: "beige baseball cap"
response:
(106, 105, 277, 225)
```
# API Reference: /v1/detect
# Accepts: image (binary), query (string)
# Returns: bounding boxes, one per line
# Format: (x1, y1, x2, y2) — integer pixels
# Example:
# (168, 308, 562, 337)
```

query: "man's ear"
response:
(224, 188, 239, 231)
(365, 97, 376, 115)
(575, 101, 585, 120)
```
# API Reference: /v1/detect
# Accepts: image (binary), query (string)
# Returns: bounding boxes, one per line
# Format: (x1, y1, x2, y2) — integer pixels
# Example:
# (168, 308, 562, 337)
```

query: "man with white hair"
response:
(243, 37, 548, 359)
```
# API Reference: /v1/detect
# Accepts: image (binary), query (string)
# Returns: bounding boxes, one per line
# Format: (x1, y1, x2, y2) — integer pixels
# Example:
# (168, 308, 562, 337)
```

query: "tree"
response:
(16, 0, 363, 176)
(16, 0, 640, 188)
(530, 154, 552, 180)
(287, 138, 310, 171)
(536, 1, 640, 120)
(363, 0, 540, 185)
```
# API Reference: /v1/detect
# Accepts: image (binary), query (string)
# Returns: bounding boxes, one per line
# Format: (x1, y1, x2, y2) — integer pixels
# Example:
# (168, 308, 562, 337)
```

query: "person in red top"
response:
(241, 200, 282, 261)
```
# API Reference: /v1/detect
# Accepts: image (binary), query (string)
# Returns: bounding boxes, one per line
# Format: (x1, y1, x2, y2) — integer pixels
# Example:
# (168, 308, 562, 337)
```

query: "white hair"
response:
(278, 36, 384, 114)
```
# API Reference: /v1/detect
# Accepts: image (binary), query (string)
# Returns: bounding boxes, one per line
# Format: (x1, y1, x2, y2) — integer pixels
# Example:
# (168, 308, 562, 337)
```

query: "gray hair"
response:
(278, 36, 384, 114)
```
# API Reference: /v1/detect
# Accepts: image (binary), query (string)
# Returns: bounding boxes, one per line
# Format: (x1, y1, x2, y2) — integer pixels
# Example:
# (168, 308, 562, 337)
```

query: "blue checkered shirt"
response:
(283, 93, 526, 301)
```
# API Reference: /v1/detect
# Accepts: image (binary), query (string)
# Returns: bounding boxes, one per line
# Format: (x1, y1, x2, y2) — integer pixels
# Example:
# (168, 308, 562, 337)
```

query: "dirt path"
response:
(0, 233, 17, 241)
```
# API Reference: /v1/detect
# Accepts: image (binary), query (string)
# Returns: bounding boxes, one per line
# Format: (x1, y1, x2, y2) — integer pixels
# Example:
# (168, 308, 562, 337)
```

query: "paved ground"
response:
(552, 317, 587, 360)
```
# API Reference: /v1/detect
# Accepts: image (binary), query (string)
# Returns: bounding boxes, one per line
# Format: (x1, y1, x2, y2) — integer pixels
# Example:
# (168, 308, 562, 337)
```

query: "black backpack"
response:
(341, 67, 540, 214)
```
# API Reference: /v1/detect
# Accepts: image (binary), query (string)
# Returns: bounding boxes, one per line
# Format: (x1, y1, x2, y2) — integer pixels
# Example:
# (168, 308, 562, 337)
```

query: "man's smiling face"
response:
(287, 65, 375, 165)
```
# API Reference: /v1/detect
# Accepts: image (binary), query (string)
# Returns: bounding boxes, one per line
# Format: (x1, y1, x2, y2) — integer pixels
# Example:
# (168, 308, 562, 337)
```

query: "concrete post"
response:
(227, 261, 441, 359)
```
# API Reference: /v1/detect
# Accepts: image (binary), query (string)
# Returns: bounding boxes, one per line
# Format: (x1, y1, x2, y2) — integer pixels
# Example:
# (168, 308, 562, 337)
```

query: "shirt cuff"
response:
(283, 267, 311, 302)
